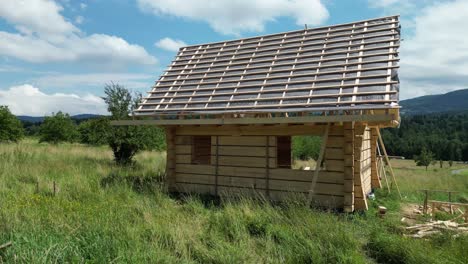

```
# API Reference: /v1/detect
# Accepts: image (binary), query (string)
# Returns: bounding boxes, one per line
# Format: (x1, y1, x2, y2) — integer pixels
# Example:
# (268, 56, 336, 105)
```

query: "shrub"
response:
(78, 118, 111, 145)
(0, 105, 24, 142)
(103, 83, 165, 165)
(414, 148, 435, 171)
(39, 112, 78, 144)
(292, 136, 321, 160)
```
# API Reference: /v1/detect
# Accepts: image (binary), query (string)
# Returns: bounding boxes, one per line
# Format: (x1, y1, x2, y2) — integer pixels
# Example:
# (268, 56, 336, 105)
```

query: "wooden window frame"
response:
(191, 136, 212, 165)
(277, 136, 292, 168)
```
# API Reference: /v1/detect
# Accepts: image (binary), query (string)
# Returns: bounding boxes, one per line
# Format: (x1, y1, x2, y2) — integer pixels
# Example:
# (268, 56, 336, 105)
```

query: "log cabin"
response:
(115, 15, 401, 211)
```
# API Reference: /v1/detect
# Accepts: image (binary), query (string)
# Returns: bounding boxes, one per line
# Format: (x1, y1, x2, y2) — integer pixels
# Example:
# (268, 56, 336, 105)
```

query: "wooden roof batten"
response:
(134, 15, 400, 125)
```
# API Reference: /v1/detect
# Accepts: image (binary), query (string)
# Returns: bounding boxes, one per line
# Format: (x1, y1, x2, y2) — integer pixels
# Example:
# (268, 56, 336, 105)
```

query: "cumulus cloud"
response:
(398, 0, 468, 99)
(137, 0, 329, 35)
(0, 0, 156, 65)
(80, 3, 87, 10)
(34, 73, 155, 90)
(0, 0, 78, 38)
(155, 37, 187, 52)
(75, 15, 84, 24)
(368, 0, 405, 8)
(0, 84, 107, 116)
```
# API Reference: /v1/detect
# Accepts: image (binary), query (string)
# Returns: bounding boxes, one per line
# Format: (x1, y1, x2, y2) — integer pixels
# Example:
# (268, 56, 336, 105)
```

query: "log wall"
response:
(360, 128, 372, 196)
(168, 124, 346, 208)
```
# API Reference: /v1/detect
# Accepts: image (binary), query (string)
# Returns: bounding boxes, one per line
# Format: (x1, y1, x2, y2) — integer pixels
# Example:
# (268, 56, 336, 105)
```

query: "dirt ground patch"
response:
(400, 203, 424, 225)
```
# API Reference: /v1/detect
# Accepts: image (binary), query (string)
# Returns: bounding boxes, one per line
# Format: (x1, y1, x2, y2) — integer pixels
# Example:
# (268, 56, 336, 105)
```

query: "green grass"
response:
(390, 159, 468, 202)
(1, 139, 467, 263)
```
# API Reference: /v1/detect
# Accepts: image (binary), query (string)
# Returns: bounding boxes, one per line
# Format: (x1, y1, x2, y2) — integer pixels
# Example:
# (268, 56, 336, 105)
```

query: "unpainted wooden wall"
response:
(164, 123, 381, 210)
(167, 124, 347, 208)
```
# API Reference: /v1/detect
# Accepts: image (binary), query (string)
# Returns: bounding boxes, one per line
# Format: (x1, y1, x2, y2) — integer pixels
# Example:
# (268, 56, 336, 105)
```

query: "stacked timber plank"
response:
(405, 221, 468, 238)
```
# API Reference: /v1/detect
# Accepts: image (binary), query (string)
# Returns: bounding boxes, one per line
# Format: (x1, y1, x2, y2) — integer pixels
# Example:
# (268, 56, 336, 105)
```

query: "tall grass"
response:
(0, 140, 467, 263)
(390, 159, 468, 202)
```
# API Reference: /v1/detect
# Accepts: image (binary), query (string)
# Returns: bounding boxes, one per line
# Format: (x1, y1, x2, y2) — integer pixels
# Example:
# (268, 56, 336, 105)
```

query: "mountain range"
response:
(400, 88, 468, 115)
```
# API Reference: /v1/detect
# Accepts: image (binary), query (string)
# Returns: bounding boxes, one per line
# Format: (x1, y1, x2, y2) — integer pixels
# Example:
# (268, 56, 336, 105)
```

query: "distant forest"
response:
(382, 112, 468, 161)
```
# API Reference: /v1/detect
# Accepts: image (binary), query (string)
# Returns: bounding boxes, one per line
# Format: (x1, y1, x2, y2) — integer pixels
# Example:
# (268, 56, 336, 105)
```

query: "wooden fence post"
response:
(423, 190, 428, 214)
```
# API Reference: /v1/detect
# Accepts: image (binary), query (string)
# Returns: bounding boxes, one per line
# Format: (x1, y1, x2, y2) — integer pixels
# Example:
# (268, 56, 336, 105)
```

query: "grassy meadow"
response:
(0, 139, 467, 263)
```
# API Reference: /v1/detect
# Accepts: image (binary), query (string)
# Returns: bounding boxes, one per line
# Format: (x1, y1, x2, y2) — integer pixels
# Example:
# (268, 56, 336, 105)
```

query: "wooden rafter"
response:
(135, 15, 400, 116)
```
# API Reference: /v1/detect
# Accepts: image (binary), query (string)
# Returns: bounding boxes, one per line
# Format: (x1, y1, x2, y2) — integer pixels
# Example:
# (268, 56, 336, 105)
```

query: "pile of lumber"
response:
(405, 220, 468, 238)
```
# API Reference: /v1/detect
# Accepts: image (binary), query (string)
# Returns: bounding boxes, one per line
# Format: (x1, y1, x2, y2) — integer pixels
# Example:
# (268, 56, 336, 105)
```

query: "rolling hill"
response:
(400, 89, 468, 115)
(17, 114, 102, 123)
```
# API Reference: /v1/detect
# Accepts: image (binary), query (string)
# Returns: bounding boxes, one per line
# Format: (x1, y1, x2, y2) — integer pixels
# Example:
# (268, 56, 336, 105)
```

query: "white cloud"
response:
(34, 73, 155, 90)
(0, 0, 78, 38)
(0, 65, 24, 73)
(0, 32, 157, 65)
(0, 84, 107, 116)
(75, 15, 84, 24)
(398, 0, 468, 99)
(155, 37, 187, 52)
(368, 0, 404, 8)
(80, 3, 87, 10)
(137, 0, 329, 35)
(0, 0, 156, 65)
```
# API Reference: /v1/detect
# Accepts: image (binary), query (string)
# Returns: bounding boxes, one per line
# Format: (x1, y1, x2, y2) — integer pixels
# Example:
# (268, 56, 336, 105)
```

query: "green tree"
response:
(292, 136, 322, 161)
(78, 117, 111, 145)
(39, 112, 78, 144)
(0, 106, 24, 142)
(103, 83, 165, 165)
(414, 148, 435, 171)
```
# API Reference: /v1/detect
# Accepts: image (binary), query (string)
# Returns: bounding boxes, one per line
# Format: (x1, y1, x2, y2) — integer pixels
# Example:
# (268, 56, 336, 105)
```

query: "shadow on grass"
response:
(100, 170, 165, 194)
(167, 190, 346, 215)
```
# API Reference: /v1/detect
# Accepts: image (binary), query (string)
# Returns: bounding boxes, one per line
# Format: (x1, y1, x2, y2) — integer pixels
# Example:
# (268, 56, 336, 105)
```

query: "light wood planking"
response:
(211, 145, 276, 157)
(213, 136, 276, 146)
(370, 128, 382, 188)
(174, 177, 344, 196)
(173, 182, 345, 207)
(165, 127, 176, 190)
(353, 125, 368, 210)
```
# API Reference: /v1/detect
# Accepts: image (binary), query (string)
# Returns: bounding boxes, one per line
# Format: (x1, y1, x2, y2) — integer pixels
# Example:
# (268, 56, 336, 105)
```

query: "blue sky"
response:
(0, 0, 467, 115)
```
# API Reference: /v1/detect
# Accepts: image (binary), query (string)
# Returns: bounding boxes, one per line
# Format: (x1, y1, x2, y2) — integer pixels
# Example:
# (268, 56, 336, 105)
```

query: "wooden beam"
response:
(266, 136, 271, 198)
(353, 124, 368, 210)
(175, 124, 327, 136)
(343, 122, 354, 212)
(377, 144, 390, 192)
(308, 124, 330, 206)
(112, 114, 396, 126)
(165, 127, 176, 191)
(377, 129, 402, 199)
(215, 136, 219, 195)
(370, 128, 382, 189)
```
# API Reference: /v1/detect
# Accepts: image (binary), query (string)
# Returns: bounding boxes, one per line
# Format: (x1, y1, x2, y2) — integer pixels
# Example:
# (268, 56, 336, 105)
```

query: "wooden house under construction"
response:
(118, 15, 401, 211)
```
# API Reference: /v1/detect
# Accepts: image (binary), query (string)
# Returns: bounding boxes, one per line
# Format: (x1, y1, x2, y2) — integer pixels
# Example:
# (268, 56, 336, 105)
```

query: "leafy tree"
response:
(78, 117, 111, 145)
(382, 112, 468, 161)
(292, 136, 322, 160)
(414, 148, 435, 171)
(0, 106, 24, 142)
(39, 112, 78, 144)
(103, 83, 165, 165)
(448, 160, 453, 167)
